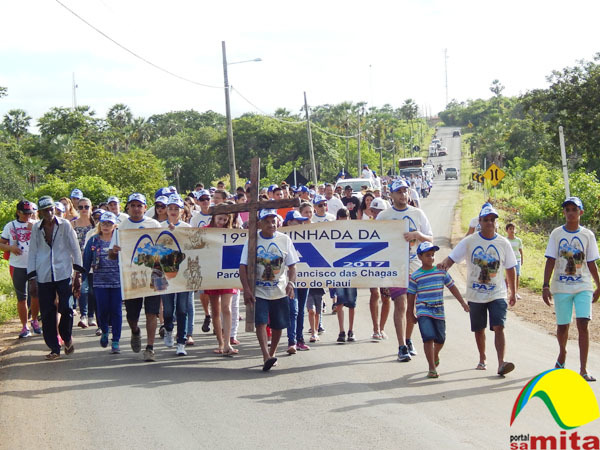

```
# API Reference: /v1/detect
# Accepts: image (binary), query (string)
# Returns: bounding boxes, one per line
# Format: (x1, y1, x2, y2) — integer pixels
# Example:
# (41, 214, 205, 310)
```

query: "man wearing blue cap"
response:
(239, 209, 299, 372)
(376, 179, 433, 362)
(438, 202, 517, 376)
(109, 193, 162, 362)
(107, 196, 128, 224)
(542, 196, 600, 382)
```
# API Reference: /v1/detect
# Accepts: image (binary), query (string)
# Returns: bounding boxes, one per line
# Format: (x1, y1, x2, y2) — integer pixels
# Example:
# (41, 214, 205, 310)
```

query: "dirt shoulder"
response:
(450, 198, 600, 344)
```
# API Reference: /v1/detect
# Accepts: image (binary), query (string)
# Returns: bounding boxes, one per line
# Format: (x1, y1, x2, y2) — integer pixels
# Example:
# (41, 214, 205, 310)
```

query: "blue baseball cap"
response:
(154, 187, 170, 199)
(258, 209, 281, 221)
(70, 188, 83, 199)
(562, 196, 584, 210)
(417, 242, 440, 255)
(267, 184, 279, 192)
(312, 195, 327, 205)
(127, 193, 147, 205)
(54, 201, 66, 213)
(99, 212, 117, 224)
(390, 180, 410, 192)
(155, 196, 169, 206)
(297, 185, 309, 193)
(283, 210, 309, 224)
(479, 204, 499, 218)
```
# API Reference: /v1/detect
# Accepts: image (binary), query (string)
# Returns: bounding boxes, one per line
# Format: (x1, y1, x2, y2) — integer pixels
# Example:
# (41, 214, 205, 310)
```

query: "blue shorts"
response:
(553, 291, 593, 325)
(417, 316, 446, 344)
(255, 297, 289, 330)
(334, 288, 357, 308)
(468, 299, 507, 332)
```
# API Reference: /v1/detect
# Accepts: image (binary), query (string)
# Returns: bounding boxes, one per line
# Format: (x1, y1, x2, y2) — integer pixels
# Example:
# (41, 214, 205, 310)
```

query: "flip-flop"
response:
(555, 361, 565, 369)
(262, 357, 278, 372)
(498, 362, 515, 376)
(476, 362, 487, 370)
(427, 370, 439, 379)
(222, 348, 239, 357)
(582, 373, 597, 382)
(435, 358, 440, 367)
(213, 349, 223, 354)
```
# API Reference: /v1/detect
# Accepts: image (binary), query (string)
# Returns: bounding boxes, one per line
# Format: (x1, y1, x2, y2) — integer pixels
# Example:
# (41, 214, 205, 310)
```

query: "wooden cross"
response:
(209, 157, 300, 331)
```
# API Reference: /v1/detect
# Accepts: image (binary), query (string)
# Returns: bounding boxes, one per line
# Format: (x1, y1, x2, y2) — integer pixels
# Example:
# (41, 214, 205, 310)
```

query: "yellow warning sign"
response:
(483, 163, 505, 187)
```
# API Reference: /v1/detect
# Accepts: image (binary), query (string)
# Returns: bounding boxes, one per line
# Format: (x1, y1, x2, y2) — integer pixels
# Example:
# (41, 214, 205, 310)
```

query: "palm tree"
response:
(3, 109, 31, 143)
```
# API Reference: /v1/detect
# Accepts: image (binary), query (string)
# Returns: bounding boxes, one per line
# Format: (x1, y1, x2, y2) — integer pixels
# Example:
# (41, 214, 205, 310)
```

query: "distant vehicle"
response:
(438, 147, 448, 156)
(453, 130, 461, 137)
(445, 167, 458, 180)
(335, 178, 374, 198)
(398, 157, 424, 179)
(428, 145, 438, 157)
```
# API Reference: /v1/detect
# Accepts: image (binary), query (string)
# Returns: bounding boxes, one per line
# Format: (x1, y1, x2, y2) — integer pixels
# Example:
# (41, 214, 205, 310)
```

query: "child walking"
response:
(408, 242, 469, 378)
(505, 223, 524, 299)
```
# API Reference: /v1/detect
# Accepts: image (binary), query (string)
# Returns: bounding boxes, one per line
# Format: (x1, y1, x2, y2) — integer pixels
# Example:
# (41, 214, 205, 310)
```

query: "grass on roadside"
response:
(0, 259, 17, 324)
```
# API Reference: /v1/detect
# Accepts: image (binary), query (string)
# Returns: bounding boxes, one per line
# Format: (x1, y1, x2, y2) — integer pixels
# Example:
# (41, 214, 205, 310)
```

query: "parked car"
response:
(444, 167, 458, 180)
(438, 147, 448, 156)
(452, 130, 461, 137)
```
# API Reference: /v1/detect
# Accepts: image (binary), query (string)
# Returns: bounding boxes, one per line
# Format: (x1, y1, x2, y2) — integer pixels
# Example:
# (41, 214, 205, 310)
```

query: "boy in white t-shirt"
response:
(542, 197, 600, 382)
(239, 209, 299, 372)
(438, 203, 517, 376)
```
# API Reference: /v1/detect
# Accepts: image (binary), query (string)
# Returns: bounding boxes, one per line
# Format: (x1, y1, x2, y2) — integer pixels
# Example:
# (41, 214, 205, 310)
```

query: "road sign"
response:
(472, 172, 484, 183)
(483, 163, 505, 186)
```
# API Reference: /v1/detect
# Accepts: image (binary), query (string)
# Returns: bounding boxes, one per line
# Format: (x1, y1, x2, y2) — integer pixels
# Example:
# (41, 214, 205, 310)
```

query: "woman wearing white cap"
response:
(82, 212, 122, 353)
(106, 196, 129, 224)
(160, 195, 193, 356)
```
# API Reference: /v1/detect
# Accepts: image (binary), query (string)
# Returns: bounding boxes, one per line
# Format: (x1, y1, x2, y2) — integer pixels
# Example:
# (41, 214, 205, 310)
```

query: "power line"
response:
(231, 87, 306, 125)
(54, 0, 222, 89)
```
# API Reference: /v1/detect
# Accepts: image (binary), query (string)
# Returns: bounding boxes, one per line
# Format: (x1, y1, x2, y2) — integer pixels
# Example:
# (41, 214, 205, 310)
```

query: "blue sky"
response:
(1, 0, 599, 127)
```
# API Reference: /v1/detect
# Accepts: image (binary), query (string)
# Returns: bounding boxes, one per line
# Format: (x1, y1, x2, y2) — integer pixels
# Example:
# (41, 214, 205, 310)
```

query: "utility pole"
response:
(345, 119, 350, 172)
(444, 48, 449, 107)
(222, 41, 237, 193)
(357, 110, 362, 176)
(559, 126, 570, 197)
(303, 92, 318, 185)
(72, 73, 78, 109)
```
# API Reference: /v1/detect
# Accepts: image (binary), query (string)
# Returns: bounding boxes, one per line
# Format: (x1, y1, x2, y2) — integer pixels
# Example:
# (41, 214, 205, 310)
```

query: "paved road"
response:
(1, 128, 599, 449)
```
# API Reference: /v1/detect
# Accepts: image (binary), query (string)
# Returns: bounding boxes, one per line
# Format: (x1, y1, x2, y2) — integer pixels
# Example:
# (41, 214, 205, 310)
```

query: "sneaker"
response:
(130, 330, 142, 353)
(186, 335, 195, 346)
(31, 320, 42, 335)
(397, 345, 411, 362)
(18, 327, 31, 339)
(202, 315, 211, 333)
(45, 352, 60, 361)
(318, 326, 325, 334)
(176, 343, 187, 356)
(64, 340, 75, 355)
(158, 324, 165, 338)
(337, 332, 346, 343)
(347, 330, 355, 342)
(287, 345, 297, 355)
(95, 328, 102, 336)
(77, 316, 88, 328)
(296, 341, 311, 351)
(372, 332, 382, 340)
(88, 317, 97, 327)
(309, 334, 319, 343)
(164, 330, 174, 348)
(143, 348, 156, 362)
(407, 339, 417, 356)
(111, 342, 120, 354)
(100, 332, 109, 348)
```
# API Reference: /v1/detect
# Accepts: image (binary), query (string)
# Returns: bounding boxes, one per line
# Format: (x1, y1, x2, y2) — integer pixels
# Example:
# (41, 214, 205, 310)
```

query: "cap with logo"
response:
(297, 186, 309, 193)
(390, 179, 410, 192)
(99, 212, 117, 223)
(167, 194, 184, 208)
(155, 196, 169, 205)
(127, 193, 147, 205)
(92, 208, 106, 217)
(70, 188, 83, 199)
(267, 184, 279, 192)
(258, 209, 281, 221)
(562, 196, 584, 210)
(154, 187, 170, 200)
(313, 195, 327, 205)
(283, 210, 309, 224)
(107, 196, 120, 204)
(479, 203, 499, 218)
(17, 200, 35, 213)
(54, 202, 66, 213)
(38, 196, 55, 210)
(370, 198, 388, 210)
(417, 242, 440, 255)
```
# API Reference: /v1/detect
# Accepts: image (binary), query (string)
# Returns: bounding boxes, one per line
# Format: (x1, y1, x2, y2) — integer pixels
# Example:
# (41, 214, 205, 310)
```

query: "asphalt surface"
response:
(1, 128, 599, 449)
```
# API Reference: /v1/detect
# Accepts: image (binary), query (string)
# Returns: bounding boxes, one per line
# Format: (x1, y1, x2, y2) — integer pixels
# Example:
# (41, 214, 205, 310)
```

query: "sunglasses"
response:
(155, 204, 166, 209)
(78, 205, 91, 210)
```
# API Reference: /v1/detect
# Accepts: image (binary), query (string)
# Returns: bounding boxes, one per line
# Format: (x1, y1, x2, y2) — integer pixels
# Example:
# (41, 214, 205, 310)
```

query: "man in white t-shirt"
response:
(323, 184, 344, 217)
(542, 196, 600, 382)
(239, 209, 299, 372)
(437, 203, 517, 376)
(376, 179, 433, 362)
(311, 195, 335, 223)
(109, 193, 162, 362)
(362, 164, 373, 179)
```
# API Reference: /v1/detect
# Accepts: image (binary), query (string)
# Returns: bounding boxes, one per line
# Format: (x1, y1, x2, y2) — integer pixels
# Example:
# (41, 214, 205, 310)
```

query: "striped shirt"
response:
(407, 267, 454, 320)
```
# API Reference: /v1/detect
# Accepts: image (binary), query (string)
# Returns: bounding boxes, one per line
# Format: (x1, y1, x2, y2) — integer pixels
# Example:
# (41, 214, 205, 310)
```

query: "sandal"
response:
(476, 362, 487, 370)
(582, 373, 597, 382)
(435, 358, 440, 367)
(554, 360, 565, 369)
(223, 348, 239, 357)
(213, 349, 223, 354)
(427, 370, 439, 378)
(498, 361, 515, 376)
(371, 332, 382, 340)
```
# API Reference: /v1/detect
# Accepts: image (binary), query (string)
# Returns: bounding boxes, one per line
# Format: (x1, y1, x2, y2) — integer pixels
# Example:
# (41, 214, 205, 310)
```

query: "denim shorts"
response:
(255, 297, 289, 330)
(553, 291, 593, 325)
(468, 299, 507, 332)
(306, 292, 323, 311)
(417, 316, 446, 344)
(334, 288, 357, 308)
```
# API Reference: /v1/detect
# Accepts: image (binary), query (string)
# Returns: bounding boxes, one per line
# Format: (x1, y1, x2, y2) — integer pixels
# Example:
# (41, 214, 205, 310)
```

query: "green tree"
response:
(3, 109, 31, 143)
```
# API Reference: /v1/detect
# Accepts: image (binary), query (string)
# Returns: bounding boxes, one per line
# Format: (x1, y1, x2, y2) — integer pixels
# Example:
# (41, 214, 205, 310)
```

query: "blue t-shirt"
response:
(92, 238, 121, 289)
(407, 267, 454, 320)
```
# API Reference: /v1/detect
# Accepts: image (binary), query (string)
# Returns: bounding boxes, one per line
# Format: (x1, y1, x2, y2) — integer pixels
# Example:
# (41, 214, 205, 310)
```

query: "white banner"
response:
(118, 220, 409, 300)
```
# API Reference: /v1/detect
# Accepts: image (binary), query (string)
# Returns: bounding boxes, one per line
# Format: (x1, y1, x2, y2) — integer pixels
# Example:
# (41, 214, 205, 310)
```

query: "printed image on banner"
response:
(118, 221, 409, 300)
